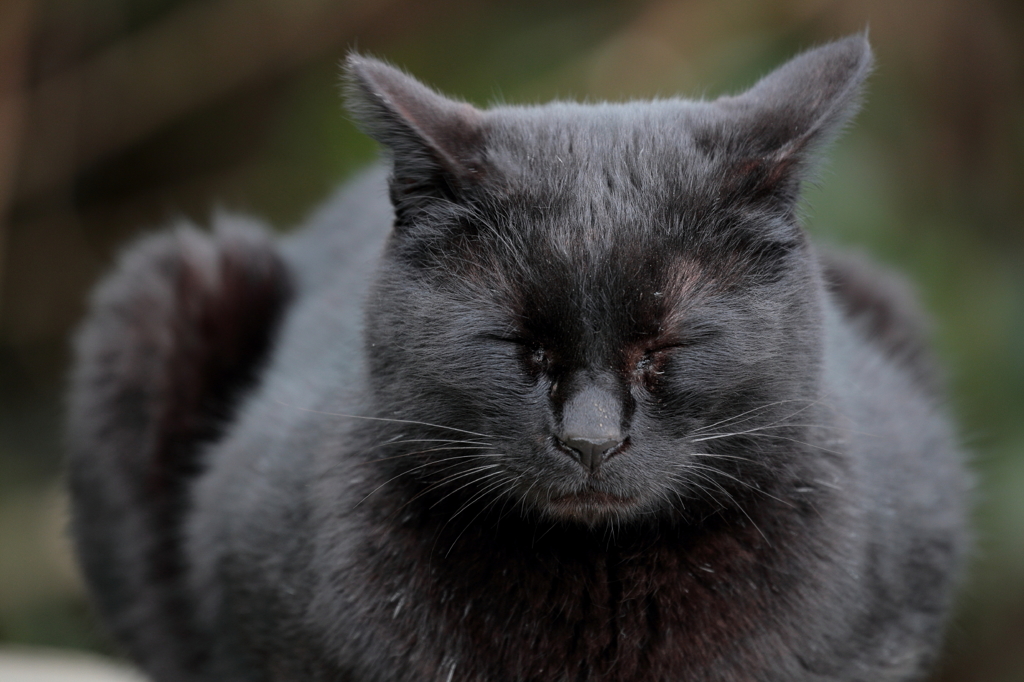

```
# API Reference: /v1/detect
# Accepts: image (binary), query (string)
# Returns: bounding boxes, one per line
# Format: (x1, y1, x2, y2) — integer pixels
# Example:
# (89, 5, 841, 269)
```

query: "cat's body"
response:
(68, 36, 969, 682)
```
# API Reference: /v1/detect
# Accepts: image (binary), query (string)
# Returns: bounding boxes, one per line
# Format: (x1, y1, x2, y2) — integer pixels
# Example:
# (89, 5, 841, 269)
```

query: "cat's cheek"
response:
(627, 377, 662, 416)
(517, 370, 557, 410)
(668, 345, 741, 387)
(644, 375, 723, 430)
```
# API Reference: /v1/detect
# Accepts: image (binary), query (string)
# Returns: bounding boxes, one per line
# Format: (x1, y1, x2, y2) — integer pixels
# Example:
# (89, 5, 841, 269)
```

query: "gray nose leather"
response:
(559, 434, 622, 472)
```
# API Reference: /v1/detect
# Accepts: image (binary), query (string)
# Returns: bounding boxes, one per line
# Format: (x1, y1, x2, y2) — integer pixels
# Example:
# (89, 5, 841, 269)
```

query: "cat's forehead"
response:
(484, 100, 719, 192)
(475, 100, 730, 252)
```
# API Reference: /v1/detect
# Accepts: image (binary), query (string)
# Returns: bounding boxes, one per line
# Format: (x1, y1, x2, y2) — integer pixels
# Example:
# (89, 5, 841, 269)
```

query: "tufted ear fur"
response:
(711, 34, 873, 208)
(345, 55, 487, 227)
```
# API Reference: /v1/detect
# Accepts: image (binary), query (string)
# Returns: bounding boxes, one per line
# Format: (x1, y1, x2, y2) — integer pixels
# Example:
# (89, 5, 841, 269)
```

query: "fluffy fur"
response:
(68, 35, 969, 682)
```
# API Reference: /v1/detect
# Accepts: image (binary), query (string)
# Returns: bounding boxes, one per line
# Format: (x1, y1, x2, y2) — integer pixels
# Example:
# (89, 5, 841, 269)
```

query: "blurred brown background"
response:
(0, 1, 1021, 680)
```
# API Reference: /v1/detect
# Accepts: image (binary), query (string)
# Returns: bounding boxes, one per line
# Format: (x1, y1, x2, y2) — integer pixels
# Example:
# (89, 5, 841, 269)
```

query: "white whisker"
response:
(273, 398, 509, 441)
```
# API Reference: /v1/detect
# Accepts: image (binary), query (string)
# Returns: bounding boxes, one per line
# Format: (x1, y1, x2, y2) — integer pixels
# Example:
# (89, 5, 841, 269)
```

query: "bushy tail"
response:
(67, 217, 292, 681)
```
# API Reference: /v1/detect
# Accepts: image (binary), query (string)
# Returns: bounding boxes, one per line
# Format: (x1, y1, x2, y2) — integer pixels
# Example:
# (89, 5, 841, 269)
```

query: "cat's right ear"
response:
(345, 55, 486, 227)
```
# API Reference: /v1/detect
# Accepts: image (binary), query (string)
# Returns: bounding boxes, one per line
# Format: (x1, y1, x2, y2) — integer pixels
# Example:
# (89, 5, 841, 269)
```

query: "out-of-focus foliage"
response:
(0, 1, 1021, 679)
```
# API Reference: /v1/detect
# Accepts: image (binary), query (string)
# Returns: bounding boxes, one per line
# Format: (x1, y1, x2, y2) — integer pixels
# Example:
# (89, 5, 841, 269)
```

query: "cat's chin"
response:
(545, 488, 640, 525)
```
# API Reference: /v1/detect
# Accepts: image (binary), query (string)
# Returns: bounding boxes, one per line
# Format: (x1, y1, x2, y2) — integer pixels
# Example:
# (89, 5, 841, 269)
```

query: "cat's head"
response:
(346, 36, 871, 526)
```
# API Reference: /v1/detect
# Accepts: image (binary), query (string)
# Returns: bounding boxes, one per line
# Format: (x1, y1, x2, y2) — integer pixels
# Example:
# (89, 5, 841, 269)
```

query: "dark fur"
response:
(68, 218, 293, 678)
(68, 35, 969, 682)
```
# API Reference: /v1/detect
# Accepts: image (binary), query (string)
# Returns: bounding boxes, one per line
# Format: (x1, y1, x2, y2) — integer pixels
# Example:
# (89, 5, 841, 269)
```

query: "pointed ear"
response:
(344, 54, 486, 225)
(713, 34, 873, 208)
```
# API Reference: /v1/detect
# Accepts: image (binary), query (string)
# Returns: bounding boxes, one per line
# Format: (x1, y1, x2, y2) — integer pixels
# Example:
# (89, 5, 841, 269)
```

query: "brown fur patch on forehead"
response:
(654, 253, 724, 334)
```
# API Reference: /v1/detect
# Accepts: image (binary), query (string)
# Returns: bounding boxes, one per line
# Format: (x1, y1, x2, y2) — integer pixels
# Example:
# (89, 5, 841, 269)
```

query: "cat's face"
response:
(367, 108, 819, 525)
(350, 37, 871, 525)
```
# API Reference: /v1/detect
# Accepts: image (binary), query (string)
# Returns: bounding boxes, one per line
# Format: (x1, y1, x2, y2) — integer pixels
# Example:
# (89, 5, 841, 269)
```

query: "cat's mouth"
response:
(547, 487, 637, 522)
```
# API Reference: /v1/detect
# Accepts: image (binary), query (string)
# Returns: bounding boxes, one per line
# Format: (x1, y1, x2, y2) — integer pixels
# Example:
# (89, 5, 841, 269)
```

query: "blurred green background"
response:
(0, 0, 1021, 679)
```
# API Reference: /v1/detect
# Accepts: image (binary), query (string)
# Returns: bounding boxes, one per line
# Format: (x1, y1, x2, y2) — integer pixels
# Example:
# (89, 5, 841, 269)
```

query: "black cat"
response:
(68, 35, 970, 681)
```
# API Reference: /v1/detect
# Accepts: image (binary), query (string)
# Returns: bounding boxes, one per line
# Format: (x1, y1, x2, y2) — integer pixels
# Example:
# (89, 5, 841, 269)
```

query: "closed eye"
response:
(481, 333, 552, 370)
(662, 326, 721, 350)
(649, 342, 688, 354)
(645, 336, 707, 356)
(633, 329, 719, 375)
(481, 333, 527, 346)
(634, 345, 676, 373)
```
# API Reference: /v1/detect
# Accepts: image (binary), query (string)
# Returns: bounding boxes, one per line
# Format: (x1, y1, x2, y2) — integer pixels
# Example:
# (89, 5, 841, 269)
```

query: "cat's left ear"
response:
(345, 55, 486, 227)
(713, 34, 873, 208)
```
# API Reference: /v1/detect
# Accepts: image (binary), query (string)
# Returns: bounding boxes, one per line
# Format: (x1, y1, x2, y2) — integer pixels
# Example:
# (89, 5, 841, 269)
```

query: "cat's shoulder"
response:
(282, 164, 393, 296)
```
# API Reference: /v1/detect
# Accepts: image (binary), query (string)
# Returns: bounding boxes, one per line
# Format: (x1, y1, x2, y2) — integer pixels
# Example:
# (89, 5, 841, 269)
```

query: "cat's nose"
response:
(558, 434, 623, 473)
(557, 378, 625, 473)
